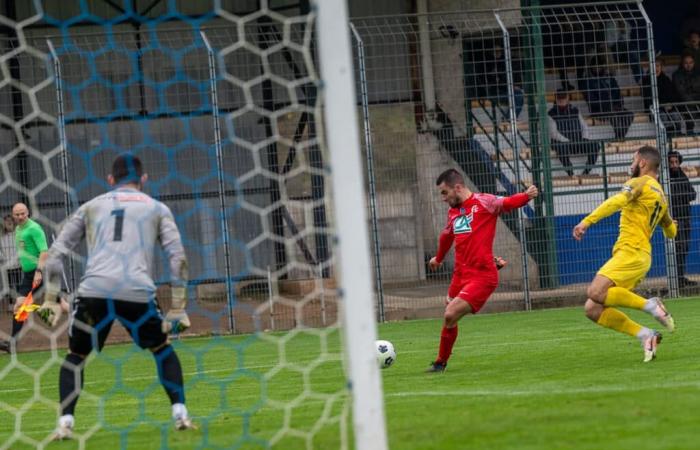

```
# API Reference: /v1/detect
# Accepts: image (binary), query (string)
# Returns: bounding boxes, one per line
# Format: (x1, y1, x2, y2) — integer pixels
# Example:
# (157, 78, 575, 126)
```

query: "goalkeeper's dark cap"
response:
(112, 152, 143, 184)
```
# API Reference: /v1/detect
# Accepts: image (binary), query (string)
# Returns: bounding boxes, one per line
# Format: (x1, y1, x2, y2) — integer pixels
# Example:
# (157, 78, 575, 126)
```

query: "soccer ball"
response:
(375, 340, 396, 369)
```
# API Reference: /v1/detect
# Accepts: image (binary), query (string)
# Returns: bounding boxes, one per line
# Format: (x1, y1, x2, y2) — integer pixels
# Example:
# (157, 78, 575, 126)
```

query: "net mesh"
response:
(0, 1, 351, 448)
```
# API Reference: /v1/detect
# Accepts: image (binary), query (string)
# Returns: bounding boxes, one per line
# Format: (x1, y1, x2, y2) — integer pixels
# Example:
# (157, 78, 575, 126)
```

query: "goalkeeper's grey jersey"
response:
(46, 187, 187, 302)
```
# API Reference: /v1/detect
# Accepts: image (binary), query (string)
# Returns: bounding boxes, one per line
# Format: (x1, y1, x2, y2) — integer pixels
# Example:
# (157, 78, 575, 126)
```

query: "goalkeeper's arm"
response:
(159, 208, 191, 334)
(161, 259, 190, 334)
(37, 211, 85, 327)
(37, 254, 68, 327)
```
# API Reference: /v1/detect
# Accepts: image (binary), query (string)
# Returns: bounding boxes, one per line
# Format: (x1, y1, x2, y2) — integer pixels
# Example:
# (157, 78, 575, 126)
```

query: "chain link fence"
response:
(352, 1, 700, 321)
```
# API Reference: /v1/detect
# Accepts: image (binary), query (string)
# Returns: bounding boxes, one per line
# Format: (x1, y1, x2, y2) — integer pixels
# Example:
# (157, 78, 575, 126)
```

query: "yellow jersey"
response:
(582, 175, 677, 254)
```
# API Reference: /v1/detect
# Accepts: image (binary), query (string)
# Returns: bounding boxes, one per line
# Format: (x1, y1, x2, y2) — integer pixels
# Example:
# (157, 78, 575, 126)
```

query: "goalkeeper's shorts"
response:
(597, 246, 651, 290)
(68, 297, 167, 354)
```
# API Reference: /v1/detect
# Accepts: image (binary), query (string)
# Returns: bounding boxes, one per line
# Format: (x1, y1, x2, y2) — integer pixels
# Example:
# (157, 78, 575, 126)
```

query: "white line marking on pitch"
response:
(386, 381, 700, 398)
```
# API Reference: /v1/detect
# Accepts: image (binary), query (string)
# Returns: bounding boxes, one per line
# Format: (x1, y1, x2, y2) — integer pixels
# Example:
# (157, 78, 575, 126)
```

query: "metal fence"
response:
(352, 1, 700, 321)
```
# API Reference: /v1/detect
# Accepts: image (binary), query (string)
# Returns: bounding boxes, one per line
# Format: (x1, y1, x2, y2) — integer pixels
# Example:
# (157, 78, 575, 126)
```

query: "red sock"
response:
(437, 325, 458, 364)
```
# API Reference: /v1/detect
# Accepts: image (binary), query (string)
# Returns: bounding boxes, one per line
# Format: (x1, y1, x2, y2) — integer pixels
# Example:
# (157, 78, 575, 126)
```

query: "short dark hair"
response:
(436, 169, 464, 187)
(668, 150, 683, 164)
(637, 145, 660, 170)
(112, 152, 143, 184)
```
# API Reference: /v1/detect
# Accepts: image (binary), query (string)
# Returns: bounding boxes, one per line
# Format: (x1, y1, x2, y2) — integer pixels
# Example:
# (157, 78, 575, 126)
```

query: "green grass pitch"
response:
(2, 298, 700, 449)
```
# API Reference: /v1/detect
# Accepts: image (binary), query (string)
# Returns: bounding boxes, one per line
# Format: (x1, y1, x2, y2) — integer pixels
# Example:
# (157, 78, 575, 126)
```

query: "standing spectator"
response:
(604, 14, 642, 84)
(477, 42, 524, 120)
(548, 90, 598, 176)
(542, 17, 582, 91)
(680, 4, 700, 49)
(672, 52, 700, 134)
(0, 203, 48, 353)
(668, 151, 697, 288)
(580, 55, 634, 140)
(641, 58, 682, 136)
(0, 214, 22, 312)
(683, 31, 700, 66)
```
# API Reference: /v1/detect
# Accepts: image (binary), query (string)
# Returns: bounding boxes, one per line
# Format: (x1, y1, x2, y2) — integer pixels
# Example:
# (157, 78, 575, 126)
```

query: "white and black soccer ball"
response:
(375, 339, 396, 369)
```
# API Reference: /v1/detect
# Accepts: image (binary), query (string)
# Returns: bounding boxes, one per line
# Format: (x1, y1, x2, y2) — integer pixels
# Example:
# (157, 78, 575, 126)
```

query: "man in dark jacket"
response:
(669, 151, 697, 287)
(642, 58, 682, 136)
(672, 53, 700, 134)
(548, 90, 598, 176)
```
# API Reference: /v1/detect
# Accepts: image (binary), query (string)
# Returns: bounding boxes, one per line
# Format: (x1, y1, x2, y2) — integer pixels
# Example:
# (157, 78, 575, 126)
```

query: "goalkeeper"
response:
(38, 153, 195, 439)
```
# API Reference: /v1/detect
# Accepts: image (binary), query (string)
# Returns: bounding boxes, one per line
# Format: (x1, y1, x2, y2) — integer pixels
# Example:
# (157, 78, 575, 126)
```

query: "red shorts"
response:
(447, 270, 498, 313)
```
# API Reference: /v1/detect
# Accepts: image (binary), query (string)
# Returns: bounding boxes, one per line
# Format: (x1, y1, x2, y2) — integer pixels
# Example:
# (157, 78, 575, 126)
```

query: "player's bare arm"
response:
(573, 221, 589, 241)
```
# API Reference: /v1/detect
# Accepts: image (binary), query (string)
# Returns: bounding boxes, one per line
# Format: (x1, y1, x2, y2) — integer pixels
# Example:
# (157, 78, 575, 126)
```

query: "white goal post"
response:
(315, 1, 389, 449)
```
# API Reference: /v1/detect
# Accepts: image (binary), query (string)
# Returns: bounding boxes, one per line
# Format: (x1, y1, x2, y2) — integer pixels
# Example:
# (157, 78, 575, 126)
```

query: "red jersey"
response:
(435, 192, 530, 273)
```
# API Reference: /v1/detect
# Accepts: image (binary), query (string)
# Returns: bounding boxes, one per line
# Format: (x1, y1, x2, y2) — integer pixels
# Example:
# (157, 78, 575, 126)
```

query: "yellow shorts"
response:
(597, 247, 651, 289)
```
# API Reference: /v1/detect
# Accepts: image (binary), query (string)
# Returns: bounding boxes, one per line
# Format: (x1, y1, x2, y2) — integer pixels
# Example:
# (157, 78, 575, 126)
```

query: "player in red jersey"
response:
(426, 169, 538, 372)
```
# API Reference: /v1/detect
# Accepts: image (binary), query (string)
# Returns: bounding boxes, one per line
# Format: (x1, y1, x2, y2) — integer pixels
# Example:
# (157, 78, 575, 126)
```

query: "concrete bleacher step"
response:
(672, 136, 700, 150)
(604, 138, 657, 154)
(587, 112, 650, 127)
(491, 138, 656, 163)
(518, 166, 700, 189)
(474, 112, 651, 135)
(474, 121, 529, 134)
(469, 86, 642, 110)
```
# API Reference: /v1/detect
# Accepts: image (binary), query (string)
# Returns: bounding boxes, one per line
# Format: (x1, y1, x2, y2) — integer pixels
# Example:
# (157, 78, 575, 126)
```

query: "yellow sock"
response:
(604, 287, 647, 310)
(597, 307, 642, 337)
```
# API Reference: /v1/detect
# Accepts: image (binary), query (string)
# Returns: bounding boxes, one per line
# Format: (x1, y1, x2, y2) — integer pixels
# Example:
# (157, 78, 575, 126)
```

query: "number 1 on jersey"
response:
(111, 209, 125, 241)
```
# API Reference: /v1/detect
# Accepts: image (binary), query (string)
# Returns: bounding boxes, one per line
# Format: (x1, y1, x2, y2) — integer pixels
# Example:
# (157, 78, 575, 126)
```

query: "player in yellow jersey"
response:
(573, 146, 677, 362)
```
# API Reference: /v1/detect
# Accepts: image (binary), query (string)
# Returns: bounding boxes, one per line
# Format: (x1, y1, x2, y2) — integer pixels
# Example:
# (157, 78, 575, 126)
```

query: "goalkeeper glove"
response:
(37, 292, 64, 328)
(162, 286, 190, 334)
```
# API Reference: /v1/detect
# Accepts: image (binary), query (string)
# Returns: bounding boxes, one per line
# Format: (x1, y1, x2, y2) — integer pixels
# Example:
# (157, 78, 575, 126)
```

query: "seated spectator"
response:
(672, 52, 700, 134)
(580, 55, 634, 140)
(548, 90, 598, 177)
(641, 57, 682, 136)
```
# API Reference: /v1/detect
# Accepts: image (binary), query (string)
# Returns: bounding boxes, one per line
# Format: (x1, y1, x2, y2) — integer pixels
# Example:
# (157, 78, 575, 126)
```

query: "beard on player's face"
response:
(631, 164, 641, 178)
(629, 157, 642, 178)
(447, 188, 463, 207)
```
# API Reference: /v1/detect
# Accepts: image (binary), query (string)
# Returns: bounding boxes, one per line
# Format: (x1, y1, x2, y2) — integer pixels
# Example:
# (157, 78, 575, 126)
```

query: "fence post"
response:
(495, 13, 532, 311)
(46, 39, 76, 292)
(639, 2, 678, 298)
(524, 3, 559, 291)
(200, 30, 236, 333)
(350, 22, 385, 323)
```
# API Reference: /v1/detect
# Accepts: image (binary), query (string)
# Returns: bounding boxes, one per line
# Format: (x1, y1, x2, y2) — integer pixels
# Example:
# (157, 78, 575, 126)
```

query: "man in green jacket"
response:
(0, 203, 48, 353)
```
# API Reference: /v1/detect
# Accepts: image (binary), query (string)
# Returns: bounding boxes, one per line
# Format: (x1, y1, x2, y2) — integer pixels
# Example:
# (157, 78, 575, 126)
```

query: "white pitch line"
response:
(386, 381, 700, 398)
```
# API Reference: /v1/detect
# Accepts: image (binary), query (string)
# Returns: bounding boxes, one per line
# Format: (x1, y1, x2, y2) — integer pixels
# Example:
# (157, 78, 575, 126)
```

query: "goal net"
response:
(0, 1, 386, 449)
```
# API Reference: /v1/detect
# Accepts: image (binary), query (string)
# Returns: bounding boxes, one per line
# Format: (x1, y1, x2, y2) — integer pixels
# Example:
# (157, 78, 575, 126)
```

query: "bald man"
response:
(0, 203, 48, 353)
